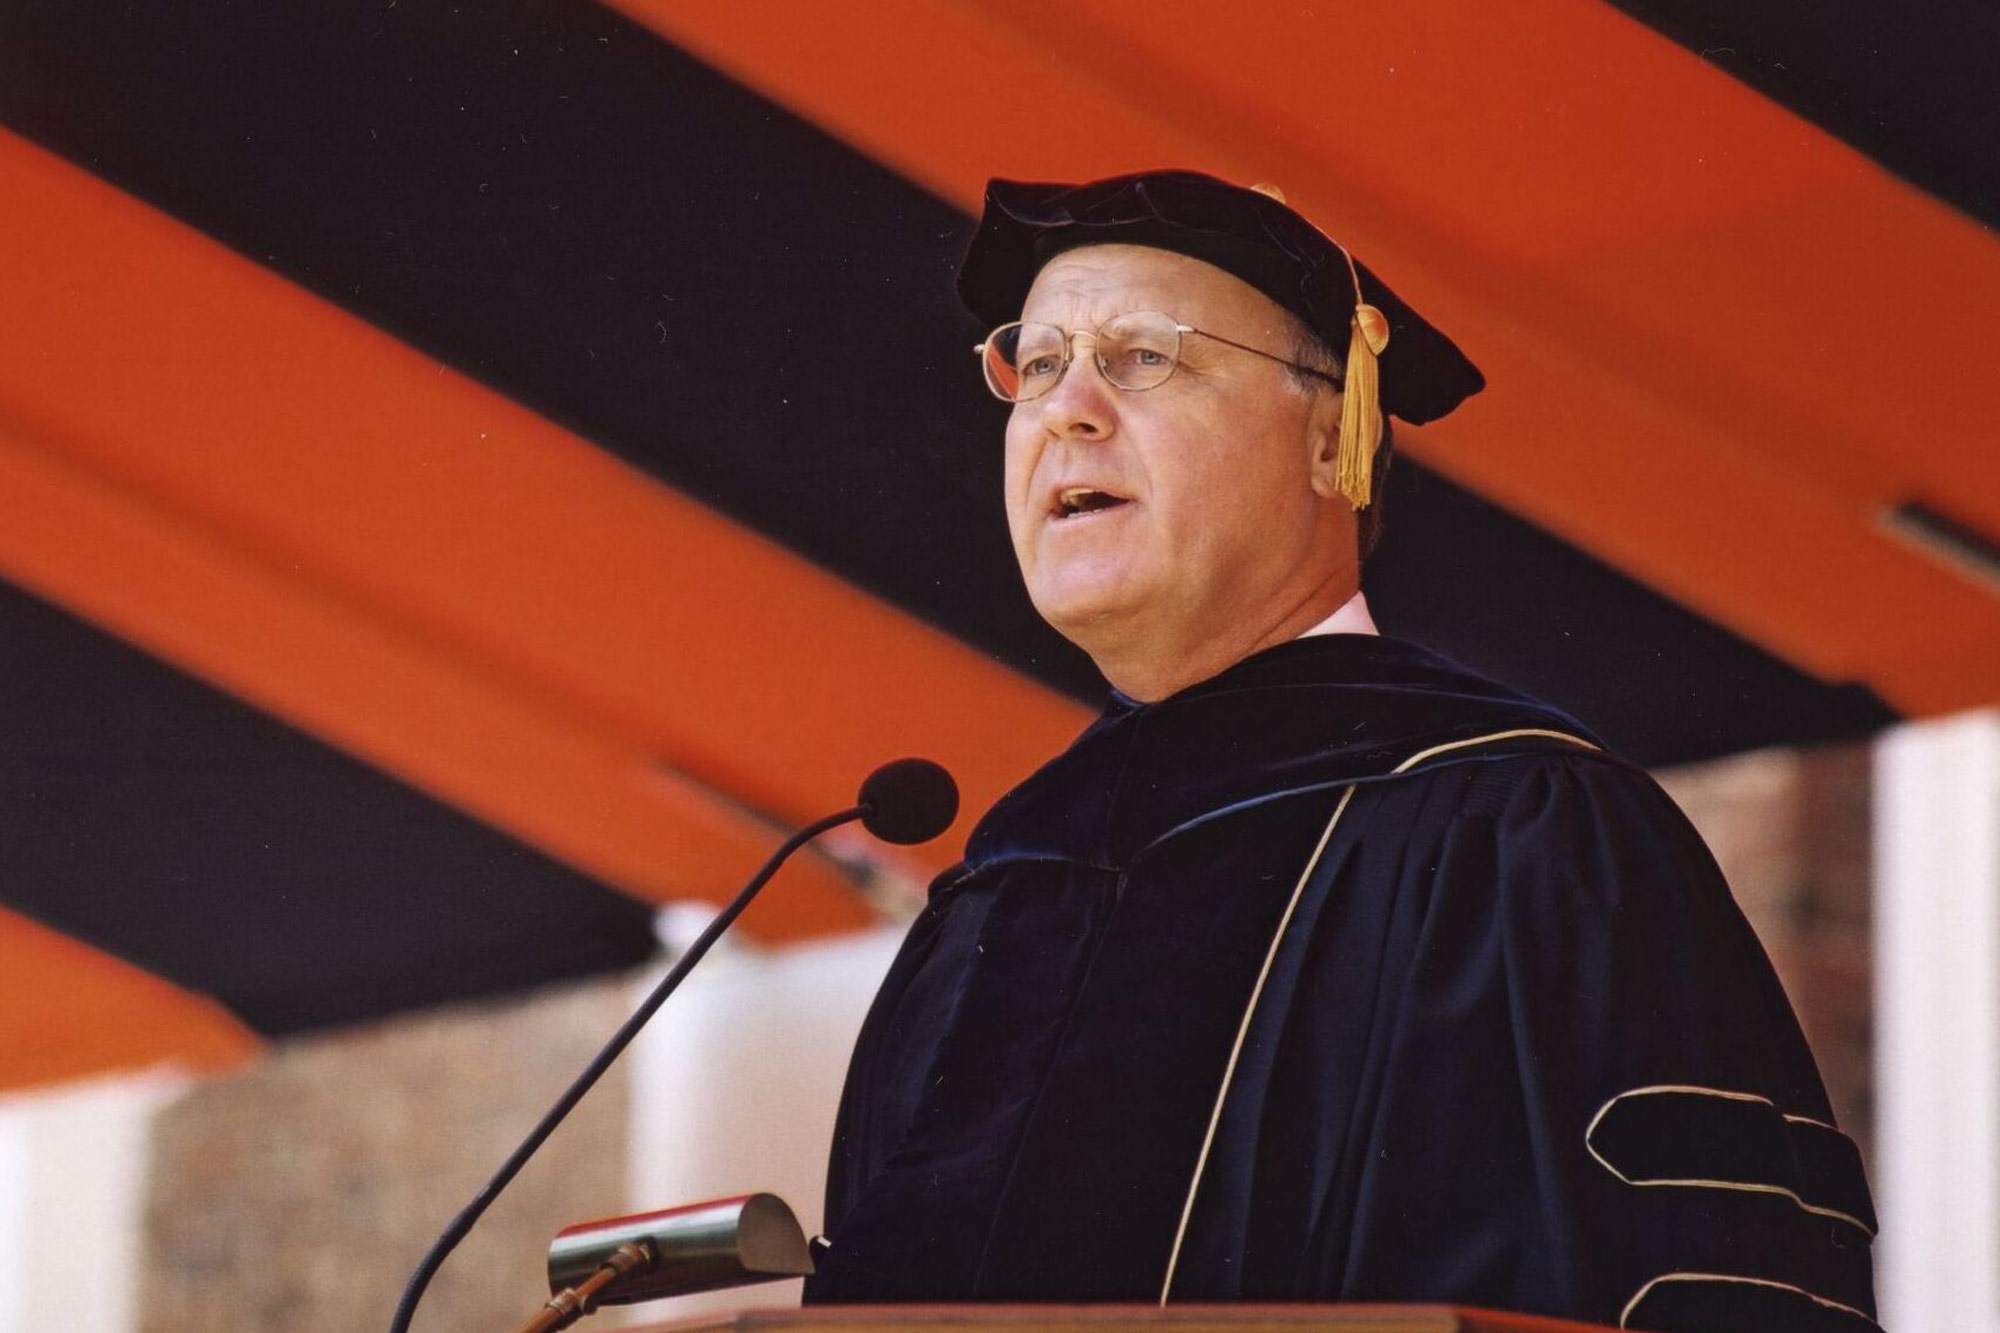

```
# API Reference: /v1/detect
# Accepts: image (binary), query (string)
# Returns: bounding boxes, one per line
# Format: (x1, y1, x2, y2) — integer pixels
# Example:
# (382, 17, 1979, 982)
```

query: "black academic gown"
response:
(803, 635, 1878, 1331)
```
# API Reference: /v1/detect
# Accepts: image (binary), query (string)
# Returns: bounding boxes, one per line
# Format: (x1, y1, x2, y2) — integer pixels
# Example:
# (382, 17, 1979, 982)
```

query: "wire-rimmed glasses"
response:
(975, 309, 1342, 403)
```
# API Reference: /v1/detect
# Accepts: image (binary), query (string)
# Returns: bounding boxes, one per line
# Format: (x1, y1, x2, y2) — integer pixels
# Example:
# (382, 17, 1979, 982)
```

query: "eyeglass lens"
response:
(981, 311, 1185, 402)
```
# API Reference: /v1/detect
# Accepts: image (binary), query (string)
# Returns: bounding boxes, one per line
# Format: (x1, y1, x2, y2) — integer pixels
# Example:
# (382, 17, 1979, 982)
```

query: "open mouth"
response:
(1053, 486, 1132, 520)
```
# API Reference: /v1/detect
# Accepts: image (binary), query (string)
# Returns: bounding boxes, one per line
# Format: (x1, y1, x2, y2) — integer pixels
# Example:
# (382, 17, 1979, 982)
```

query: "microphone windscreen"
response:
(858, 759, 959, 845)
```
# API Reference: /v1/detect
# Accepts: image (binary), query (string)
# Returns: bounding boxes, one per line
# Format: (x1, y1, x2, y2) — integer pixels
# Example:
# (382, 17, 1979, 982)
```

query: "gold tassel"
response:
(1335, 303, 1389, 509)
(1241, 179, 1382, 507)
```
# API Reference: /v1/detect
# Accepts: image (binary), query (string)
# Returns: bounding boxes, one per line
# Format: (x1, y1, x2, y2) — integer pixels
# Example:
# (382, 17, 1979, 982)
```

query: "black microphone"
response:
(386, 759, 959, 1333)
(858, 757, 958, 845)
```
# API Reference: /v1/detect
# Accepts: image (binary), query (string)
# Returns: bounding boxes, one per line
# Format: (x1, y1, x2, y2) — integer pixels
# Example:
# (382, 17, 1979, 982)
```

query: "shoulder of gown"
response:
(1300, 750, 1880, 1327)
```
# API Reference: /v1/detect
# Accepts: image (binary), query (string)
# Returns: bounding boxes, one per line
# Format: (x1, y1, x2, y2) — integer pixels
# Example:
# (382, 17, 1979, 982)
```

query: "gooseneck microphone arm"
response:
(387, 757, 958, 1333)
(386, 804, 864, 1333)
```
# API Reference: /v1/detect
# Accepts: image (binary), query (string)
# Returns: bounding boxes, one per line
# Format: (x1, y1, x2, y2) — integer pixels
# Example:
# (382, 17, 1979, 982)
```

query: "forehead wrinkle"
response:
(1021, 245, 1298, 349)
(1019, 265, 1167, 332)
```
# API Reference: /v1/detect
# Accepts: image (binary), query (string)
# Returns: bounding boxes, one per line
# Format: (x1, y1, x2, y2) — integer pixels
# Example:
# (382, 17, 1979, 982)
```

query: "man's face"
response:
(1004, 244, 1347, 663)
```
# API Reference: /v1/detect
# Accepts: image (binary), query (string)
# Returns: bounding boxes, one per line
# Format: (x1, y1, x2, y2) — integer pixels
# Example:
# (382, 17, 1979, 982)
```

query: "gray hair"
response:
(1287, 328, 1392, 561)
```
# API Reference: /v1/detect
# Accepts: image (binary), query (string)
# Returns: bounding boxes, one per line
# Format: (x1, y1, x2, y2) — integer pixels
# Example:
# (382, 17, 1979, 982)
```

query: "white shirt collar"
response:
(1297, 588, 1379, 639)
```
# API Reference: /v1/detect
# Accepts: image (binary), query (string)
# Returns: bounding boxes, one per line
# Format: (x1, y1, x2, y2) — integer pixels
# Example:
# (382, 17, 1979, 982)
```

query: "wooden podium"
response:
(625, 1306, 1618, 1333)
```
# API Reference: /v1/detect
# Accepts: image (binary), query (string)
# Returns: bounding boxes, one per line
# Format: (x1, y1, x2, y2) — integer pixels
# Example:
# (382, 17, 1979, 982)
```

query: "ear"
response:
(1304, 385, 1347, 501)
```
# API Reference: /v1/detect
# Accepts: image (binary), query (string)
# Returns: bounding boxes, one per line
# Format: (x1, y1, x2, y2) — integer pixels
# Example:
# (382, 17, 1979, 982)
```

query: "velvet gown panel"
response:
(802, 636, 1876, 1330)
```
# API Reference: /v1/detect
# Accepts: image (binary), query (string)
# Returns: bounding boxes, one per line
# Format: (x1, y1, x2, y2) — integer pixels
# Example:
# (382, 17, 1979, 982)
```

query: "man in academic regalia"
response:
(801, 171, 1879, 1331)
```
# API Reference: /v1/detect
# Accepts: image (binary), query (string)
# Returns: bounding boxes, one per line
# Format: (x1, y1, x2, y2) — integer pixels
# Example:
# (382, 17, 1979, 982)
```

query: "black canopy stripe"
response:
(0, 577, 660, 1036)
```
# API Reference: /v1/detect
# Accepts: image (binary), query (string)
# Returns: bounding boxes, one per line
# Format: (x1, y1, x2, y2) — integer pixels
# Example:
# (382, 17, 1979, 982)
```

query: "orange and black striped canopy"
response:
(0, 1, 1993, 1092)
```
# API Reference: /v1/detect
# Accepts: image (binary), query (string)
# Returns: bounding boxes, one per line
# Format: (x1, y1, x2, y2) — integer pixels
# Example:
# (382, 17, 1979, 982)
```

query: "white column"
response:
(1875, 709, 2000, 1333)
(0, 1070, 186, 1333)
(619, 915, 906, 1324)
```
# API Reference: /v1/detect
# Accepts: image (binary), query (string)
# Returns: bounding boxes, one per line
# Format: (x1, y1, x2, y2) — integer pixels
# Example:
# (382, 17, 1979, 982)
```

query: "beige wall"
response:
(139, 976, 635, 1333)
(1656, 741, 1875, 1164)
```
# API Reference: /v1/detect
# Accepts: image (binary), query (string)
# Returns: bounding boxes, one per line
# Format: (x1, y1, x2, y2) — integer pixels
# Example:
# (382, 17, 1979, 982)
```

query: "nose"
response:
(1037, 331, 1116, 441)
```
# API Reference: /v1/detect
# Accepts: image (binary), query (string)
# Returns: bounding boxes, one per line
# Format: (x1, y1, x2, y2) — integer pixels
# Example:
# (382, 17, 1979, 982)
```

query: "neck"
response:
(1094, 578, 1359, 702)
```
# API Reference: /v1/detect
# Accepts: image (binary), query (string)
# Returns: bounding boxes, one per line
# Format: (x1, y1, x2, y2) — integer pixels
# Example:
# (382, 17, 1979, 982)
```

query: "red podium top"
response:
(632, 1305, 1616, 1333)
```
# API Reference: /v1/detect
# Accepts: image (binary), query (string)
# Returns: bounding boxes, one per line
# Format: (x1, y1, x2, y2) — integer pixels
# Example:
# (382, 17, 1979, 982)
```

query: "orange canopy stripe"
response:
(627, 0, 2000, 715)
(0, 906, 258, 1093)
(0, 126, 1089, 951)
